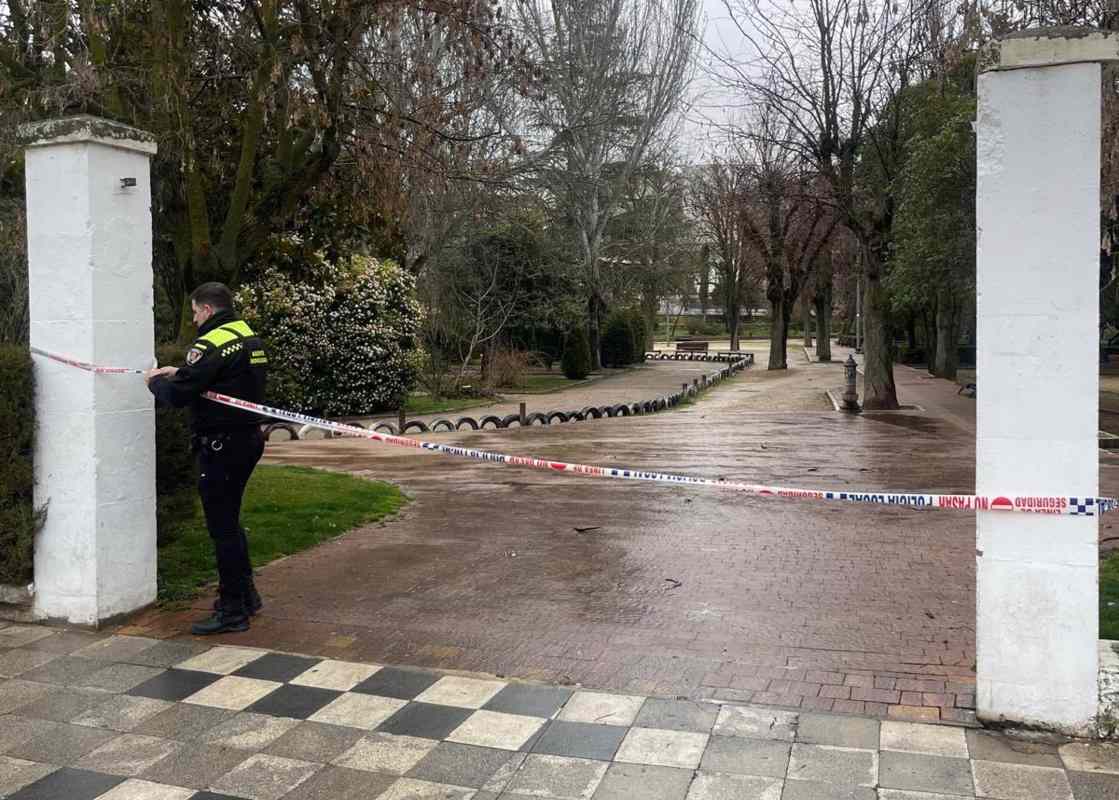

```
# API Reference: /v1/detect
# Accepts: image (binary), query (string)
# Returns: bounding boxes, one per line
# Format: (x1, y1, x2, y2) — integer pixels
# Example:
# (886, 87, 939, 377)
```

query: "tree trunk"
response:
(922, 308, 937, 376)
(767, 297, 788, 370)
(587, 292, 602, 370)
(861, 261, 899, 409)
(803, 301, 813, 349)
(934, 288, 960, 380)
(814, 265, 832, 362)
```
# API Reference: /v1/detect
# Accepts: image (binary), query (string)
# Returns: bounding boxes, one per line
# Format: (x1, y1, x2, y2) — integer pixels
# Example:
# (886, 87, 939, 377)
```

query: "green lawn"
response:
(404, 394, 493, 416)
(1104, 552, 1119, 640)
(158, 465, 407, 603)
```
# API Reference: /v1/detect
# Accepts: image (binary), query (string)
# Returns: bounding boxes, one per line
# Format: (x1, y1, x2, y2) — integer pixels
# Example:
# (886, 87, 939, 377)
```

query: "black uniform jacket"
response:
(149, 310, 268, 434)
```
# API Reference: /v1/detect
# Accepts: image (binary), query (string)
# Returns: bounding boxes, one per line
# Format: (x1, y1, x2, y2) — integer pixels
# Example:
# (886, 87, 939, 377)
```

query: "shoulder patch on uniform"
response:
(186, 347, 204, 365)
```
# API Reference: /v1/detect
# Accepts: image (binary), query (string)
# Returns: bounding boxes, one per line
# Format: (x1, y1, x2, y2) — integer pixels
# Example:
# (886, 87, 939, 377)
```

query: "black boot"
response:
(212, 578, 263, 616)
(193, 598, 250, 636)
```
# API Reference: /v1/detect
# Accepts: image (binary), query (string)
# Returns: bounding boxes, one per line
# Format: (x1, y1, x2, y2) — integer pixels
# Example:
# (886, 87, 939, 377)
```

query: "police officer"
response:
(144, 282, 269, 635)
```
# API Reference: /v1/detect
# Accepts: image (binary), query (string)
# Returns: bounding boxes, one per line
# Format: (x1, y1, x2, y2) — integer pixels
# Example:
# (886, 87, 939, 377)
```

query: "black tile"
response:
(351, 667, 440, 700)
(232, 652, 321, 683)
(246, 684, 342, 720)
(7, 767, 124, 800)
(407, 741, 520, 788)
(127, 668, 221, 701)
(531, 720, 627, 761)
(483, 684, 573, 718)
(376, 702, 473, 740)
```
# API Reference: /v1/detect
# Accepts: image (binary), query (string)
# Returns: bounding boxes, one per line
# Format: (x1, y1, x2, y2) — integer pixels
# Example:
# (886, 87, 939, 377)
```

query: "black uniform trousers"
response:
(194, 427, 265, 611)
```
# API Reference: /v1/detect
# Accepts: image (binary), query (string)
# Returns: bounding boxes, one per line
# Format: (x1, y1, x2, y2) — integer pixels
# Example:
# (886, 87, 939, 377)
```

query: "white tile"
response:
(972, 759, 1073, 800)
(0, 755, 56, 797)
(309, 693, 407, 730)
(615, 727, 709, 770)
(210, 753, 320, 800)
(504, 754, 608, 799)
(201, 712, 300, 750)
(377, 778, 475, 800)
(72, 695, 172, 732)
(556, 691, 645, 726)
(75, 734, 180, 777)
(95, 778, 196, 800)
(414, 676, 507, 709)
(686, 772, 783, 800)
(332, 733, 436, 774)
(289, 660, 380, 691)
(175, 646, 266, 675)
(0, 626, 58, 647)
(713, 706, 797, 741)
(881, 721, 969, 758)
(1058, 741, 1119, 774)
(446, 709, 546, 751)
(182, 676, 281, 711)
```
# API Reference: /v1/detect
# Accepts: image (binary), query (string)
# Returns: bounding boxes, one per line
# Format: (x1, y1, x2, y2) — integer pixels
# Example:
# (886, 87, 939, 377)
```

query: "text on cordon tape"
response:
(29, 346, 1117, 516)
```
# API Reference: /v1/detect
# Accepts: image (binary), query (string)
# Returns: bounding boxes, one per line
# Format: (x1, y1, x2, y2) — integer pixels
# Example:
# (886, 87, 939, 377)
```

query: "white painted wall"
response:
(24, 118, 158, 626)
(976, 63, 1101, 733)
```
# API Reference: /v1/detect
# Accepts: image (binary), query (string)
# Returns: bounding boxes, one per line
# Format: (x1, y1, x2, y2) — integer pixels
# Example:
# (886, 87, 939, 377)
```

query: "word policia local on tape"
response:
(29, 346, 1118, 517)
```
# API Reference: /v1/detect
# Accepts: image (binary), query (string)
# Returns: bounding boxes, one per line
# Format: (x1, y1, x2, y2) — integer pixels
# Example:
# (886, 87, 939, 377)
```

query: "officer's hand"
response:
(143, 366, 177, 384)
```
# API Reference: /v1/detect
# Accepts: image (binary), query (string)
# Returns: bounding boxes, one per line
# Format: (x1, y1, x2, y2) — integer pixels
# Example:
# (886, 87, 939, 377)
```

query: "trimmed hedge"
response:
(154, 344, 197, 548)
(562, 328, 593, 379)
(0, 346, 43, 585)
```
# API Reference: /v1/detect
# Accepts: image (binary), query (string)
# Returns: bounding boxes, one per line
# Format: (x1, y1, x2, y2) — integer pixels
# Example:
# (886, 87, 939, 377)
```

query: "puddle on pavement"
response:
(860, 413, 942, 435)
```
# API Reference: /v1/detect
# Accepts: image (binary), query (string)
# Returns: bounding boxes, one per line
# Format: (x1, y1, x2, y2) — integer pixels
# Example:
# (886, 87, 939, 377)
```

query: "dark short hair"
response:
(190, 282, 233, 311)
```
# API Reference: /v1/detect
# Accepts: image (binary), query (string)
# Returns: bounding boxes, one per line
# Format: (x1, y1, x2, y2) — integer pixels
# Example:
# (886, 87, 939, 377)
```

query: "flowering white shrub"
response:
(236, 249, 421, 416)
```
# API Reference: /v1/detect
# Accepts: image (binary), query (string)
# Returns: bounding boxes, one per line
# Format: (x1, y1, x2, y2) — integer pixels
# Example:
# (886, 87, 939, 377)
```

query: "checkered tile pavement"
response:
(1, 624, 1117, 799)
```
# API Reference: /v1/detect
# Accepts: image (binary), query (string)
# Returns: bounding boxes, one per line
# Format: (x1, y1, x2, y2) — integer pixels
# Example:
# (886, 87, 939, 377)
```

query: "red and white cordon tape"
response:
(31, 346, 1118, 517)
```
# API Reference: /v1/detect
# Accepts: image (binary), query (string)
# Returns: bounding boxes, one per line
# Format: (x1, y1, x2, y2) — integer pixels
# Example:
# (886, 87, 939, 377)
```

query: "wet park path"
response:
(125, 351, 1119, 724)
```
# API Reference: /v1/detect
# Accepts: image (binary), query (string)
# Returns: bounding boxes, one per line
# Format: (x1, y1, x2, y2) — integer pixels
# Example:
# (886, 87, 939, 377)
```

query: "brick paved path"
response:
(2, 625, 1117, 799)
(127, 356, 1027, 724)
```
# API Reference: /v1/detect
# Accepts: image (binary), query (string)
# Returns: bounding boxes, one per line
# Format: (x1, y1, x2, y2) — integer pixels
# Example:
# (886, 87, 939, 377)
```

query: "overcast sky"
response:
(683, 0, 755, 162)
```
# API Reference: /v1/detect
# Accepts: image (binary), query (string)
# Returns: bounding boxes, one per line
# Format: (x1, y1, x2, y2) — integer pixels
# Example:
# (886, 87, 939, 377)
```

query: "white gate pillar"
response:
(22, 116, 158, 626)
(977, 30, 1115, 734)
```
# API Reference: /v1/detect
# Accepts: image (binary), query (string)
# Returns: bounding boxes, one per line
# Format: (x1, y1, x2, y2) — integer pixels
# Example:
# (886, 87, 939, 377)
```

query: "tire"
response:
(456, 417, 479, 431)
(501, 414, 522, 428)
(568, 410, 585, 422)
(547, 411, 569, 424)
(611, 404, 630, 417)
(581, 406, 603, 419)
(403, 420, 429, 434)
(373, 423, 398, 435)
(526, 412, 549, 426)
(264, 423, 298, 442)
(430, 418, 455, 432)
(480, 415, 503, 429)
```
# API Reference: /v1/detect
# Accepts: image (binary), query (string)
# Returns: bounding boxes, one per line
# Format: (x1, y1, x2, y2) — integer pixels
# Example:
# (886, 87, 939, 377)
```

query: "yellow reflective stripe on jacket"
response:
(222, 320, 255, 338)
(198, 327, 238, 347)
(197, 320, 256, 349)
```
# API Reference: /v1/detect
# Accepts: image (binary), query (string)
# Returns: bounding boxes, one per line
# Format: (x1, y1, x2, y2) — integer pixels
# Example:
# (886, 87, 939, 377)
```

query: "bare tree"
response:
(715, 0, 922, 407)
(513, 0, 699, 367)
(690, 158, 762, 350)
(731, 106, 835, 370)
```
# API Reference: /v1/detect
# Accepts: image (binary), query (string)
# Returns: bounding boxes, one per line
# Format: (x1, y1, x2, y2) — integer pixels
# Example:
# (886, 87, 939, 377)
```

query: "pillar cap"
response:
(984, 27, 1119, 72)
(19, 115, 157, 155)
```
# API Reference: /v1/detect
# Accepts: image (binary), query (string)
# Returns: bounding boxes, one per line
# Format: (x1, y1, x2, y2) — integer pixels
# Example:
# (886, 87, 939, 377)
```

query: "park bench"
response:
(676, 340, 709, 353)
